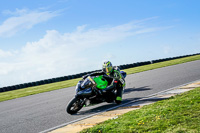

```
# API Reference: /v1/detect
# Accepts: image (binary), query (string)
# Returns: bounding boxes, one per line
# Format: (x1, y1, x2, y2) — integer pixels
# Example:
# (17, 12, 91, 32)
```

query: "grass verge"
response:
(81, 87, 200, 133)
(0, 54, 200, 102)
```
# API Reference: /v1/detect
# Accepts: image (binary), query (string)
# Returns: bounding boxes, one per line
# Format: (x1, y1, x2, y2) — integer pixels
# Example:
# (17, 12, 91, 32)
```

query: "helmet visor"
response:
(103, 66, 112, 73)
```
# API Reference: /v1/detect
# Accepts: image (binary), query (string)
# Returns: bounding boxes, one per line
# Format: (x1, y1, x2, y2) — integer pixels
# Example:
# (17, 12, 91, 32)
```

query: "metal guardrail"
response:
(0, 53, 200, 93)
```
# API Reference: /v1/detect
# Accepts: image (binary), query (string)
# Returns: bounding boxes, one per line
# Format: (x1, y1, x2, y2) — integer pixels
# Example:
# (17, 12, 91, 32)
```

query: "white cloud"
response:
(2, 8, 28, 16)
(0, 49, 13, 58)
(0, 8, 59, 37)
(0, 19, 166, 87)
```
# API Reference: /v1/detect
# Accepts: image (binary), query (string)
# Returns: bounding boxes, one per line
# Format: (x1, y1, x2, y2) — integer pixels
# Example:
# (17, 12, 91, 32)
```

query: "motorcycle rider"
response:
(83, 61, 126, 104)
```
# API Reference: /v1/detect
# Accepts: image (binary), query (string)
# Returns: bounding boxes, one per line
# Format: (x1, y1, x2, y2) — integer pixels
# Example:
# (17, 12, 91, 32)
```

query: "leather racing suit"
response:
(83, 66, 125, 103)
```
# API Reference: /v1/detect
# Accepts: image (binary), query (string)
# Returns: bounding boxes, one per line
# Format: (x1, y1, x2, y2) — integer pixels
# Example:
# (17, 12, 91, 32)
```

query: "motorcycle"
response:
(66, 71, 127, 114)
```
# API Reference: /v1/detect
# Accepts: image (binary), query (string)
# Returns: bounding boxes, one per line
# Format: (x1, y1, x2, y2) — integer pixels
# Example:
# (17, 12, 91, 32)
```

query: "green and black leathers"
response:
(83, 66, 125, 103)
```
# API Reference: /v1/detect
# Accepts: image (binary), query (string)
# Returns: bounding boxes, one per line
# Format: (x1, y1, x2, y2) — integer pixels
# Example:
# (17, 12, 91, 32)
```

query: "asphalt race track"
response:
(0, 60, 200, 133)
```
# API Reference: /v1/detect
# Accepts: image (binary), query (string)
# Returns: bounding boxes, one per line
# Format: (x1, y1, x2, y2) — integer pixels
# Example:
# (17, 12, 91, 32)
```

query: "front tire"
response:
(66, 97, 84, 114)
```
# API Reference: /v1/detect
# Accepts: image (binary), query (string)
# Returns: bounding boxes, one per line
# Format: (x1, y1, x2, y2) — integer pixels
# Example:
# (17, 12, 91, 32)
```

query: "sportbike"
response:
(66, 71, 126, 114)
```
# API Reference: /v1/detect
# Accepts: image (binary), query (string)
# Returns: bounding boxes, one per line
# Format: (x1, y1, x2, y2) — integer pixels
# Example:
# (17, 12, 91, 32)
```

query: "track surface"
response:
(1, 60, 200, 133)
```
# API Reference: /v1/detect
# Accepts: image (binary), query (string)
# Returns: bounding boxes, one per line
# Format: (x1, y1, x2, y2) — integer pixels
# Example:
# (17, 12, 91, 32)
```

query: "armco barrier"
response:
(67, 75, 73, 80)
(63, 76, 69, 80)
(10, 86, 16, 91)
(0, 53, 200, 93)
(31, 82, 36, 87)
(4, 87, 9, 91)
(0, 87, 5, 92)
(1, 87, 6, 92)
(59, 77, 65, 81)
(47, 79, 53, 83)
(20, 84, 25, 88)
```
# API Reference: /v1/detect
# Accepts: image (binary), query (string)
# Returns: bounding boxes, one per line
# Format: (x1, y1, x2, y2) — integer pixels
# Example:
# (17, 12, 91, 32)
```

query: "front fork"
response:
(74, 95, 87, 107)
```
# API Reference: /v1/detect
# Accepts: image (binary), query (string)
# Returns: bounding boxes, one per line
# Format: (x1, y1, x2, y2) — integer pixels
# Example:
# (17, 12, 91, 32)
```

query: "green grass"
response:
(0, 54, 200, 102)
(81, 87, 200, 133)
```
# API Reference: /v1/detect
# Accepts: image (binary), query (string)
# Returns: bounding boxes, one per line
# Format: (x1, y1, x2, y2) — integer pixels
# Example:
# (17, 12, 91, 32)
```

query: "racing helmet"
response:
(102, 61, 113, 74)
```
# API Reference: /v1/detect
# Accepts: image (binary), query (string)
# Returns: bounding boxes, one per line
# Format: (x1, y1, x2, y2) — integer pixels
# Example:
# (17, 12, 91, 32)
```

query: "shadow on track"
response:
(124, 86, 152, 94)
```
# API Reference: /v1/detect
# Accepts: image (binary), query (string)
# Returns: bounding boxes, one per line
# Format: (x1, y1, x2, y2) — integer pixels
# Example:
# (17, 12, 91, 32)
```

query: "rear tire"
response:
(66, 97, 84, 114)
(115, 99, 122, 104)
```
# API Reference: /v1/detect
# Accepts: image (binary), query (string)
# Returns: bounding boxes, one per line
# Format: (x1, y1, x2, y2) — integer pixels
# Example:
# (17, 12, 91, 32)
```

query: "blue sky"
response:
(0, 0, 200, 87)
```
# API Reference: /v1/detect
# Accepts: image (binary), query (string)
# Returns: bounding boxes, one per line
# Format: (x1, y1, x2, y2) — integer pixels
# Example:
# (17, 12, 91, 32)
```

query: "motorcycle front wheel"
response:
(66, 97, 84, 114)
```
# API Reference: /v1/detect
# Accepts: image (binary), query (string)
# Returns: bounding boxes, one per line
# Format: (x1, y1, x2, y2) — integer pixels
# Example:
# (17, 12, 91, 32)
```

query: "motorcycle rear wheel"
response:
(66, 97, 84, 114)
